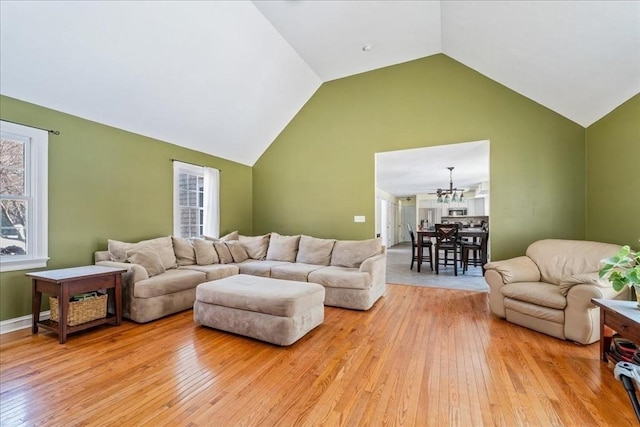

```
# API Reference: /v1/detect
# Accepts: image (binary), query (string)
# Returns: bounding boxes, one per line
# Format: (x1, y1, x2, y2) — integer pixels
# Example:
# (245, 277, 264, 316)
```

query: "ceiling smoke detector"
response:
(362, 44, 373, 52)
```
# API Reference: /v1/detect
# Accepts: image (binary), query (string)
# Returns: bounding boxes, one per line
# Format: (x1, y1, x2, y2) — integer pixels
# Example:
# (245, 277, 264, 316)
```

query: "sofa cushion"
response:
(213, 241, 234, 264)
(193, 239, 220, 265)
(225, 241, 250, 263)
(526, 239, 621, 285)
(108, 236, 177, 270)
(239, 234, 270, 260)
(133, 269, 206, 299)
(266, 233, 301, 262)
(296, 235, 335, 266)
(126, 247, 166, 277)
(330, 238, 382, 268)
(172, 236, 196, 266)
(308, 266, 371, 290)
(206, 230, 239, 241)
(500, 282, 567, 310)
(237, 260, 292, 277)
(271, 263, 325, 282)
(180, 264, 239, 281)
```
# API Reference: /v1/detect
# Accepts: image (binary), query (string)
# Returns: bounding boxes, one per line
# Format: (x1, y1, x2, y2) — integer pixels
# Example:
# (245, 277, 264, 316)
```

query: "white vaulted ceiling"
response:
(1, 1, 638, 166)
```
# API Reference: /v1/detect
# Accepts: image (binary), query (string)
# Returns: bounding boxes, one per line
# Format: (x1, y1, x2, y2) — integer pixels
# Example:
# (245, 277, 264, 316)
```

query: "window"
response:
(173, 161, 219, 239)
(0, 121, 48, 272)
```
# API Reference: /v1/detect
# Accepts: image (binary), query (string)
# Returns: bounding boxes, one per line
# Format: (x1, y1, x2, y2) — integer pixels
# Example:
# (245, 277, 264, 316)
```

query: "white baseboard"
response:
(1, 311, 50, 335)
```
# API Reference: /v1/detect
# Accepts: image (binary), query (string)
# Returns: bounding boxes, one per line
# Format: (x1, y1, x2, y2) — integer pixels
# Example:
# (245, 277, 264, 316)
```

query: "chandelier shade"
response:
(436, 167, 465, 204)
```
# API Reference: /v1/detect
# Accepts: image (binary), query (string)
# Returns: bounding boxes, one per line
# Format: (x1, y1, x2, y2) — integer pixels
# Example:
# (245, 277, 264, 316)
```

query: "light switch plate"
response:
(354, 215, 365, 223)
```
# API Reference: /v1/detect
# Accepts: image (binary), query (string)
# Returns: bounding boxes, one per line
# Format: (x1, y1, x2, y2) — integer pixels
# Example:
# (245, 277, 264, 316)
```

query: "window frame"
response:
(0, 121, 49, 272)
(173, 161, 205, 239)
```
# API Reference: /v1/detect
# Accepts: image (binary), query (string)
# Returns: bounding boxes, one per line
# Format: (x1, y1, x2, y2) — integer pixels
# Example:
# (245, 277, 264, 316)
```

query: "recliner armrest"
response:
(484, 256, 541, 284)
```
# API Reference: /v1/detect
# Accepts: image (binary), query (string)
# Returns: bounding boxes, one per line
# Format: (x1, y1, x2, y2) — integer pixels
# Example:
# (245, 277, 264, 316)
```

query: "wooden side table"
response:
(27, 265, 126, 344)
(592, 298, 640, 362)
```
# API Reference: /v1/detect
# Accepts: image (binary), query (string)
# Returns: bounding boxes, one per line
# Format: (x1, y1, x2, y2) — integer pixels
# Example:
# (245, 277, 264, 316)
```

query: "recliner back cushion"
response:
(330, 238, 382, 268)
(526, 239, 622, 285)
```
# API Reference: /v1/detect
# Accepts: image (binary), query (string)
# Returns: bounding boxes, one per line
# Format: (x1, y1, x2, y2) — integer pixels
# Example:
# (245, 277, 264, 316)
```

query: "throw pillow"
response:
(108, 236, 177, 270)
(330, 238, 382, 268)
(205, 230, 239, 241)
(239, 234, 270, 260)
(193, 239, 220, 265)
(296, 235, 336, 266)
(226, 241, 250, 263)
(266, 233, 301, 262)
(172, 236, 196, 266)
(213, 241, 234, 264)
(126, 247, 166, 277)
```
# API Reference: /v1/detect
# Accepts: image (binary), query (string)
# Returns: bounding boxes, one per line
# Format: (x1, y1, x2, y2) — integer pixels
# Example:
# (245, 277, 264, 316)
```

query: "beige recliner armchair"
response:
(484, 239, 630, 344)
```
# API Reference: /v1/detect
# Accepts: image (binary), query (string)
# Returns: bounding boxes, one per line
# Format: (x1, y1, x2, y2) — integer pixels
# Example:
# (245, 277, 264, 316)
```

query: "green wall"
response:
(253, 54, 586, 260)
(0, 95, 253, 321)
(586, 94, 640, 248)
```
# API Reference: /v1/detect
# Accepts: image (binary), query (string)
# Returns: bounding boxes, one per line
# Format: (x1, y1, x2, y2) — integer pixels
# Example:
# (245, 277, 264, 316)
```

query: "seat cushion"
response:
(500, 282, 567, 310)
(195, 274, 325, 317)
(308, 266, 371, 290)
(237, 260, 292, 277)
(271, 263, 325, 282)
(504, 298, 565, 324)
(180, 264, 239, 281)
(134, 269, 206, 298)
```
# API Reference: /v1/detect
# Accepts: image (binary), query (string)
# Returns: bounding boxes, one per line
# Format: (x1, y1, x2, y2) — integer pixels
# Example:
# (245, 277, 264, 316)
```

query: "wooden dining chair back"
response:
(461, 225, 489, 274)
(410, 230, 433, 271)
(434, 223, 460, 275)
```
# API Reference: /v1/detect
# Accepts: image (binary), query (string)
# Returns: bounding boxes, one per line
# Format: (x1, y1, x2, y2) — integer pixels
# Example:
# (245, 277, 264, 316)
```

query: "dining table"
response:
(416, 228, 489, 273)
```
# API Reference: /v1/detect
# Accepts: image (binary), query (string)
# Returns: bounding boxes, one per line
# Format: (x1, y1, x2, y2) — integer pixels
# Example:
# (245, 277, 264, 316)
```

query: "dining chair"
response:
(410, 230, 433, 271)
(461, 223, 489, 274)
(434, 223, 459, 275)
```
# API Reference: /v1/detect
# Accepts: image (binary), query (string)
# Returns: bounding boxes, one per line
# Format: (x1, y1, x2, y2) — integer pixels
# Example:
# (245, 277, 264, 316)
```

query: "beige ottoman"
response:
(193, 274, 325, 346)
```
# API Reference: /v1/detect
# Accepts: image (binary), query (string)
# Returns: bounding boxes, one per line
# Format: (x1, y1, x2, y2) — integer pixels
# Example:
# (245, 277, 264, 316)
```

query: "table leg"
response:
(417, 236, 423, 272)
(600, 309, 607, 362)
(32, 280, 41, 334)
(114, 274, 122, 326)
(59, 284, 69, 344)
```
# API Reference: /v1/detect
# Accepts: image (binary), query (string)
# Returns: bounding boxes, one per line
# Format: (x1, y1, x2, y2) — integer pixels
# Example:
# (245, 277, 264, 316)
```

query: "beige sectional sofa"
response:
(484, 239, 630, 345)
(95, 232, 386, 323)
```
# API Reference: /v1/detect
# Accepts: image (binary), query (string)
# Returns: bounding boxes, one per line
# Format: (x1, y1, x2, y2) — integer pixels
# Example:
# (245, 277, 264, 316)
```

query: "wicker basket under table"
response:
(49, 294, 108, 326)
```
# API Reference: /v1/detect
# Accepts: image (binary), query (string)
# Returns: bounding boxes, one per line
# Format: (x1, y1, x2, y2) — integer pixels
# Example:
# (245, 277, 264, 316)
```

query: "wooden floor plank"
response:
(1, 284, 637, 426)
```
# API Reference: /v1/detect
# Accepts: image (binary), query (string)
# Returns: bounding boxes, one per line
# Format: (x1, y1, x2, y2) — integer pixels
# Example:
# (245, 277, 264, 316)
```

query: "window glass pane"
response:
(178, 173, 188, 190)
(0, 199, 27, 256)
(188, 175, 197, 191)
(0, 138, 26, 196)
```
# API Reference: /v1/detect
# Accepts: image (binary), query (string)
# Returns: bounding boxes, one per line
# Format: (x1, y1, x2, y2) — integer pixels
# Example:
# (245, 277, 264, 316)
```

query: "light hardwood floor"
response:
(1, 284, 636, 426)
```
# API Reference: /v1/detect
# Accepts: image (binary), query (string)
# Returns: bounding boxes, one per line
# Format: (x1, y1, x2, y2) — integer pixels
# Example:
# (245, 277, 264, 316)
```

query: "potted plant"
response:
(600, 245, 640, 306)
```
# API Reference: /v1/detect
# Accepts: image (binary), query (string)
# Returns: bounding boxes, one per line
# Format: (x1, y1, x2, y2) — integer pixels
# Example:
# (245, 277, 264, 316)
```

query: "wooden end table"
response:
(27, 265, 126, 344)
(592, 298, 640, 362)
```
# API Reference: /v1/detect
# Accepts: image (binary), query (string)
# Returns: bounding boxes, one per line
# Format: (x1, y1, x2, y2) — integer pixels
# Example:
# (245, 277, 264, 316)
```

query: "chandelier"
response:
(436, 167, 465, 203)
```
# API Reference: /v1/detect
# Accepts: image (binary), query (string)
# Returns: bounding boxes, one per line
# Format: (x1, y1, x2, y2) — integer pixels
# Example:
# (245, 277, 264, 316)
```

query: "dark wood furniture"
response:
(28, 265, 126, 344)
(592, 298, 640, 363)
(410, 230, 433, 271)
(460, 224, 489, 274)
(417, 228, 488, 274)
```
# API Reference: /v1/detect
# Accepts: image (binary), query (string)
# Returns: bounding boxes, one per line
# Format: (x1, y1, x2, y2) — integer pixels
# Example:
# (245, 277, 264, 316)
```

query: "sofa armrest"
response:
(564, 282, 631, 344)
(95, 250, 111, 263)
(484, 256, 541, 284)
(360, 253, 386, 291)
(484, 256, 540, 319)
(559, 272, 611, 296)
(96, 260, 149, 283)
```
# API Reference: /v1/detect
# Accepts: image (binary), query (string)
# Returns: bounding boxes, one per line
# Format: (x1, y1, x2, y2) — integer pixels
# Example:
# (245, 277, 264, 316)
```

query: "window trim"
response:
(173, 161, 205, 238)
(0, 121, 49, 272)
